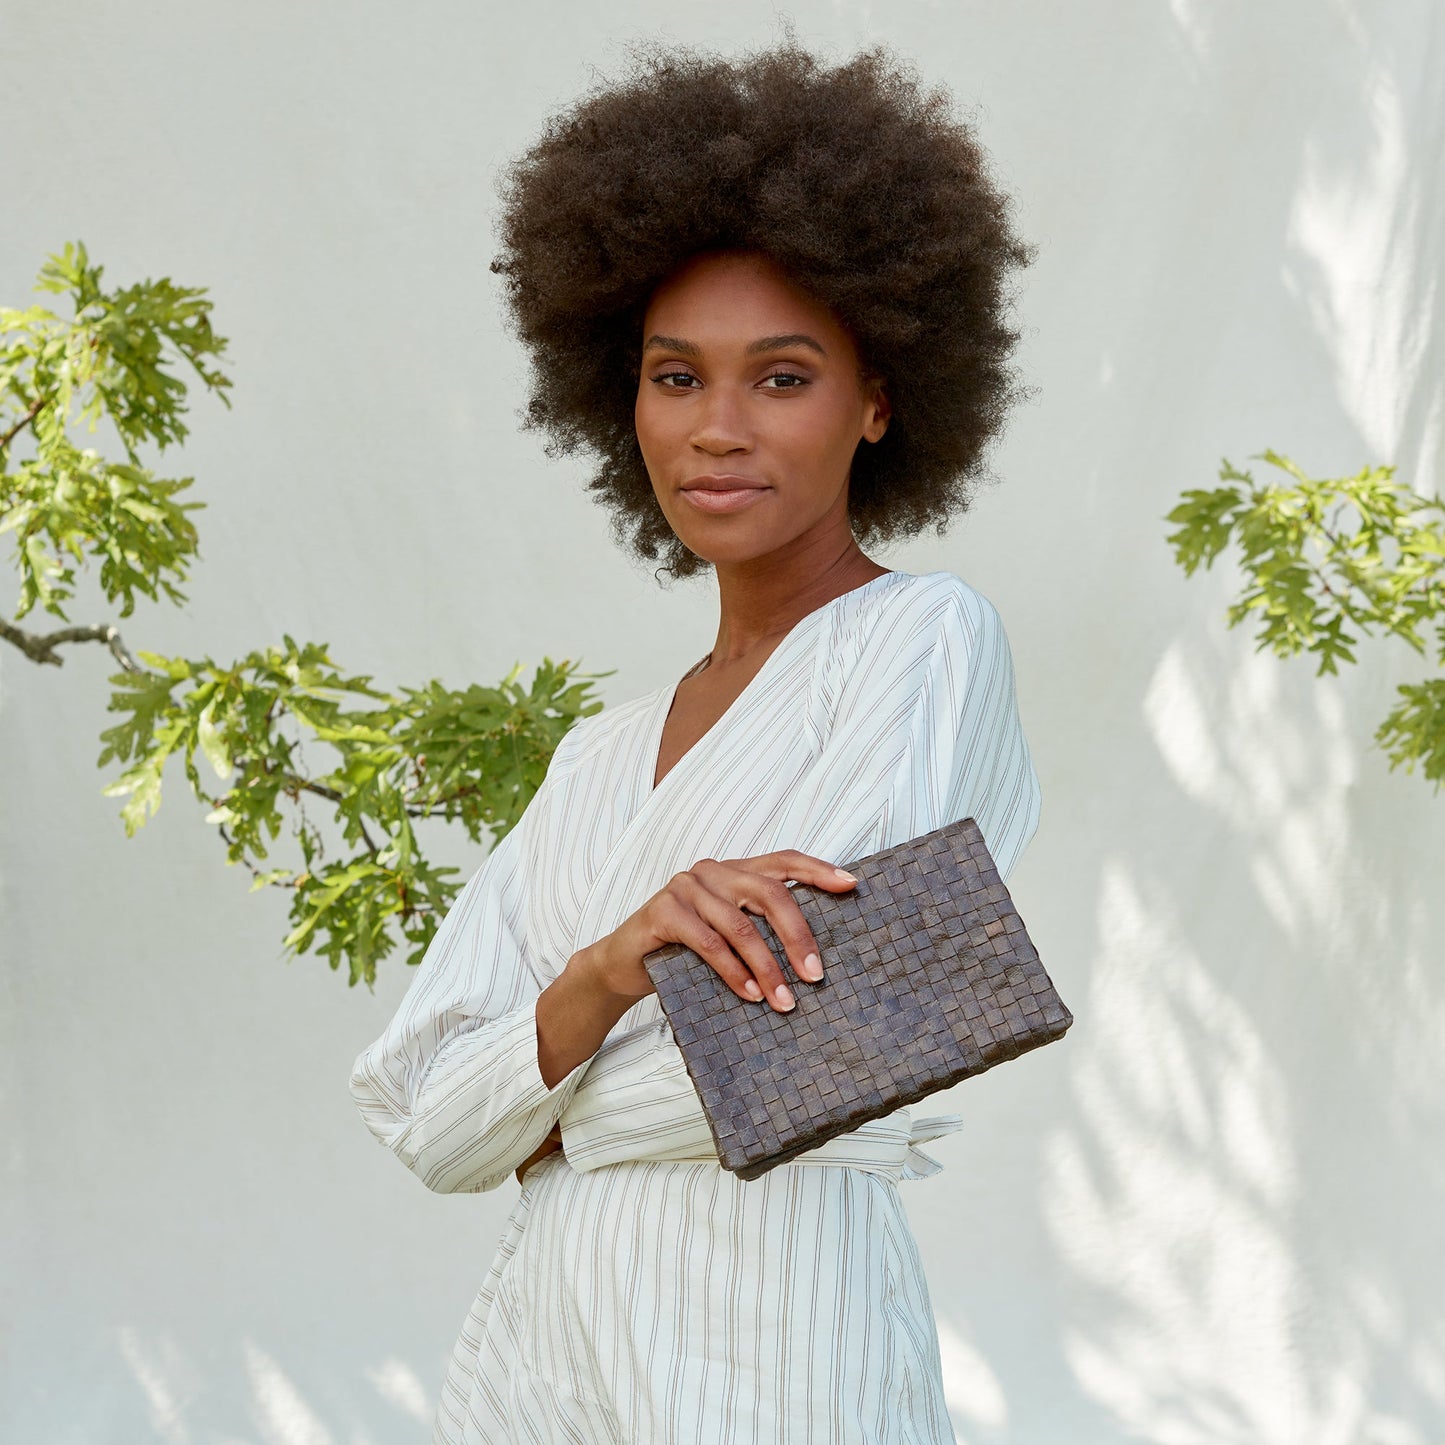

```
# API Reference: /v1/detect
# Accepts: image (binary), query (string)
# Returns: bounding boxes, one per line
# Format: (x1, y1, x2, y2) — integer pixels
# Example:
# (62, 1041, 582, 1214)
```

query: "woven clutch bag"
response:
(642, 814, 1072, 1180)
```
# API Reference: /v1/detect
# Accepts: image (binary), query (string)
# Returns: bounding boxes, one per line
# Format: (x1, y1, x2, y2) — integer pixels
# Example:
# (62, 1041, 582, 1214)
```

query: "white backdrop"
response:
(3, 2, 1442, 1441)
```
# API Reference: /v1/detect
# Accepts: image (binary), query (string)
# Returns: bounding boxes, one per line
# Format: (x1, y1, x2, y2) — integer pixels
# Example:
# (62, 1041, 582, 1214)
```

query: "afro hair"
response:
(490, 38, 1037, 580)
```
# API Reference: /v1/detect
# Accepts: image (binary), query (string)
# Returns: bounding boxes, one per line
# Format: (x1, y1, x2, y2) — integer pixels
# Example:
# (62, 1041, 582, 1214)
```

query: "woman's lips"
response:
(680, 485, 770, 514)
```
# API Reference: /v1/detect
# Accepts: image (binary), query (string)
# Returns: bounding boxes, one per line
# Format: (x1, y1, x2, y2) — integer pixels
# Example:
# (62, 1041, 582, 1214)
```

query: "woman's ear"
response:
(862, 377, 891, 443)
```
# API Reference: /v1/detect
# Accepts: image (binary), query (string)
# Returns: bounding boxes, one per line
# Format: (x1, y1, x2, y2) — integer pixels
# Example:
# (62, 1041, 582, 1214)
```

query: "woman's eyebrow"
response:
(641, 333, 828, 357)
(746, 333, 826, 357)
(642, 334, 700, 356)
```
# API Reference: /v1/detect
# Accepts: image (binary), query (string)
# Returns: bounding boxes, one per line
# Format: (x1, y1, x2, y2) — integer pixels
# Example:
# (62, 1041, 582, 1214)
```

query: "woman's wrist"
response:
(534, 937, 646, 1089)
(567, 933, 651, 1006)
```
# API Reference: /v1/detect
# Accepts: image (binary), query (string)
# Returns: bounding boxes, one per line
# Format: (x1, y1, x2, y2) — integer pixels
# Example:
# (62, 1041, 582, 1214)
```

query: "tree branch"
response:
(0, 616, 140, 671)
(0, 394, 46, 453)
(215, 823, 298, 887)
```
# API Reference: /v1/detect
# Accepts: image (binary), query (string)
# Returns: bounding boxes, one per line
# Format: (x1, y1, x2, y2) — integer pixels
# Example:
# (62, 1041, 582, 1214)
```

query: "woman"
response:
(350, 38, 1042, 1444)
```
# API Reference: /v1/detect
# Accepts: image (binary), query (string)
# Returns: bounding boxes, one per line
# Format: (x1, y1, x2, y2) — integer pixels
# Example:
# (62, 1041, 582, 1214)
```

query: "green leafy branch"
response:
(4, 242, 610, 987)
(1, 240, 226, 627)
(98, 640, 605, 986)
(1164, 449, 1445, 790)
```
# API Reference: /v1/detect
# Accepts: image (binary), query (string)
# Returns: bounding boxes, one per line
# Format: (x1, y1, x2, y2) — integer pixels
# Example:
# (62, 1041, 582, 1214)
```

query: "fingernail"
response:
(800, 952, 823, 981)
(743, 979, 764, 1001)
(833, 868, 857, 883)
(774, 984, 795, 1010)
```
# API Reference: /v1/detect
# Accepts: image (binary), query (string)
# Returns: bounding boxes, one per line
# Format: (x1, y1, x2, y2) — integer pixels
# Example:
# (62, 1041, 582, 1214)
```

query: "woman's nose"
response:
(688, 387, 753, 456)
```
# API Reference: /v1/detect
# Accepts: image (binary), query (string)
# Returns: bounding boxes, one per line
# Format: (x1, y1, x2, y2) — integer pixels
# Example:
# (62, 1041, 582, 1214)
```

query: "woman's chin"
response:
(667, 517, 773, 564)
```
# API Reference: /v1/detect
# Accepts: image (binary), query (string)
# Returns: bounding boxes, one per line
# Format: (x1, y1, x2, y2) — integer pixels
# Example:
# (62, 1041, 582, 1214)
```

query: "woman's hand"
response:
(578, 849, 858, 1013)
(515, 1123, 564, 1186)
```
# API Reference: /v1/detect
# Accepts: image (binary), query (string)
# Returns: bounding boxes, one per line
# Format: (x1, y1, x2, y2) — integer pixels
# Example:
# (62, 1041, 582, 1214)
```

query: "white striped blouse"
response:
(349, 568, 1043, 1443)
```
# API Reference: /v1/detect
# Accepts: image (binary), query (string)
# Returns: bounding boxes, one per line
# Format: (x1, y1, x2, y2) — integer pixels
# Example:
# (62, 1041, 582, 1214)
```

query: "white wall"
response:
(3, 2, 1442, 1441)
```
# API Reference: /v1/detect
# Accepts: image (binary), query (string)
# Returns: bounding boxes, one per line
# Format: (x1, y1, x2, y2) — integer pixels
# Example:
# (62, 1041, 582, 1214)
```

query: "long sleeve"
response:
(559, 573, 1043, 1173)
(348, 763, 593, 1194)
(777, 573, 1043, 877)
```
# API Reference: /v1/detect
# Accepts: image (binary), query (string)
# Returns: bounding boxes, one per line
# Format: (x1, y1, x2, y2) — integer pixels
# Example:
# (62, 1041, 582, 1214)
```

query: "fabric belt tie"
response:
(640, 1109, 964, 1184)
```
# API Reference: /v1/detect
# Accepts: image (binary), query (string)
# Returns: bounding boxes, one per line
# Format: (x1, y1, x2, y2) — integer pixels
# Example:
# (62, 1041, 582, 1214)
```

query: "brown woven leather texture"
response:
(643, 814, 1072, 1180)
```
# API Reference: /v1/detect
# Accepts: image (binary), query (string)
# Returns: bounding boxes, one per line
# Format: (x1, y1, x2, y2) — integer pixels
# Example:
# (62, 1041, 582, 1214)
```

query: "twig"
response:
(0, 616, 140, 671)
(0, 394, 46, 452)
(215, 823, 298, 887)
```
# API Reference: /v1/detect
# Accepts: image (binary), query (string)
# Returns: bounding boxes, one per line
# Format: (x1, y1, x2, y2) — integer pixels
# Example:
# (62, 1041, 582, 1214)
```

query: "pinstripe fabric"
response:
(349, 569, 1043, 1443)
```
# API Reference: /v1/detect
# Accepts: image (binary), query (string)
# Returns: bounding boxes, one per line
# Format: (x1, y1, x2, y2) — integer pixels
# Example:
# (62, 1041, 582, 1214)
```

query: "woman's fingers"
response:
(514, 1124, 563, 1185)
(718, 851, 859, 980)
(636, 851, 857, 1012)
(740, 870, 836, 983)
(661, 880, 792, 1009)
(739, 848, 860, 892)
(690, 855, 859, 1008)
(739, 852, 858, 980)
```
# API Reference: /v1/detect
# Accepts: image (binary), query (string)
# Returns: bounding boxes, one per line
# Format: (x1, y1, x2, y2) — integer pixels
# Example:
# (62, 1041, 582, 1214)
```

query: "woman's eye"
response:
(646, 370, 808, 391)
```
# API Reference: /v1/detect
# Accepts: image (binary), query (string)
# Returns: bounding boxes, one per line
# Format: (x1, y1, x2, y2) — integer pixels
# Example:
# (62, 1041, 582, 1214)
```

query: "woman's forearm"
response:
(535, 939, 648, 1089)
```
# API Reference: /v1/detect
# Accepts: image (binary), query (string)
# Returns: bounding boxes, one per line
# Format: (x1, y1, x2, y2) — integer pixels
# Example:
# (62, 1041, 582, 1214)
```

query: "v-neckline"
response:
(646, 570, 905, 798)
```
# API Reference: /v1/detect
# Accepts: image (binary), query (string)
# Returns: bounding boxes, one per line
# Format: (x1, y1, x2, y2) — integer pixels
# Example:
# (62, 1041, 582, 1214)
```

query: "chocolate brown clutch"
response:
(642, 814, 1072, 1180)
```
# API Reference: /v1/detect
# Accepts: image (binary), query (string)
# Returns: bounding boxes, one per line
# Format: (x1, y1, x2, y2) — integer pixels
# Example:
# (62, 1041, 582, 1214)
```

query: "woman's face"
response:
(634, 250, 890, 571)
